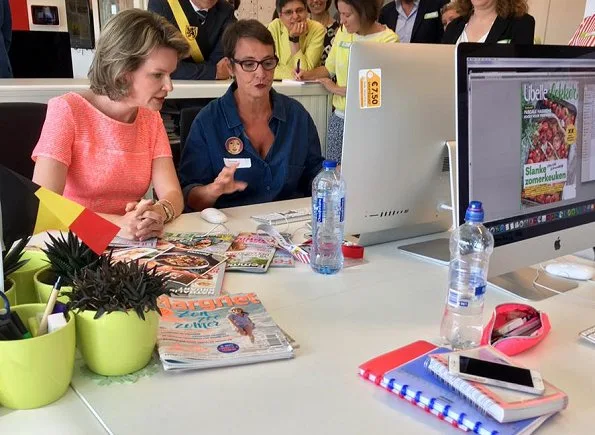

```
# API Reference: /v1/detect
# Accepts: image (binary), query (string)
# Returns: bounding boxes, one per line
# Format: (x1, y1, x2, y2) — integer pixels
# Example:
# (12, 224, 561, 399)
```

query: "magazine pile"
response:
(157, 292, 294, 371)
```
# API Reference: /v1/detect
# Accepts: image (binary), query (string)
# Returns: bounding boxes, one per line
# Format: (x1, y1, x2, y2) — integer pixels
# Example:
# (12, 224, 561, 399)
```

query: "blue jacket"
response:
(179, 84, 324, 209)
(0, 0, 12, 78)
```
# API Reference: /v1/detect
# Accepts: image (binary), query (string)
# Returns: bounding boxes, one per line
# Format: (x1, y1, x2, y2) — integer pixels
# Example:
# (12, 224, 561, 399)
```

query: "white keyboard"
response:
(251, 207, 312, 225)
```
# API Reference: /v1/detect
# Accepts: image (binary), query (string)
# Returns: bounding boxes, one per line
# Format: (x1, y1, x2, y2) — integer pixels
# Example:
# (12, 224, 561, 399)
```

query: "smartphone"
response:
(448, 354, 545, 395)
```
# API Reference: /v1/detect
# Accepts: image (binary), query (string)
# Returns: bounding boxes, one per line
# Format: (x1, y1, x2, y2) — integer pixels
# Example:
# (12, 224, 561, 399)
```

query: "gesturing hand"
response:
(210, 163, 248, 197)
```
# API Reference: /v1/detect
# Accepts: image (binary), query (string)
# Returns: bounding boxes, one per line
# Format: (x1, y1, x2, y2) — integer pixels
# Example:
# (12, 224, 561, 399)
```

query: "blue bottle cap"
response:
(323, 160, 337, 169)
(465, 201, 484, 223)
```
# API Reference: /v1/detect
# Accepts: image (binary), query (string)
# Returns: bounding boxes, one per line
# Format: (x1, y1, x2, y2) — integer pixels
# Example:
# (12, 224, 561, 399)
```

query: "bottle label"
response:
(447, 288, 485, 308)
(316, 197, 324, 223)
(339, 197, 345, 223)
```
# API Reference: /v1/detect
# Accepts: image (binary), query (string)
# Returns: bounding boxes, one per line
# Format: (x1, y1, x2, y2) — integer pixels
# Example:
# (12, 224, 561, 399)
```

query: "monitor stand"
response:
(355, 222, 449, 247)
(489, 268, 578, 301)
(398, 237, 450, 265)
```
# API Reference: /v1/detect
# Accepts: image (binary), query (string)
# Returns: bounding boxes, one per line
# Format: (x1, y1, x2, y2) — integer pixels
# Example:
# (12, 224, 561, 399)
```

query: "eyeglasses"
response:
(231, 56, 279, 72)
(281, 7, 307, 17)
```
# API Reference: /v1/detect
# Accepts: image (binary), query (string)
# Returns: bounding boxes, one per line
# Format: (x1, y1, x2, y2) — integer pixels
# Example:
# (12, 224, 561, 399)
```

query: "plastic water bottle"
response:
(311, 160, 345, 275)
(440, 201, 494, 349)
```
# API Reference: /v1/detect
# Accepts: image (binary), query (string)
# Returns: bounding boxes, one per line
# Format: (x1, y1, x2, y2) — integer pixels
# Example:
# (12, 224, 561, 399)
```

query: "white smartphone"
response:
(448, 354, 545, 395)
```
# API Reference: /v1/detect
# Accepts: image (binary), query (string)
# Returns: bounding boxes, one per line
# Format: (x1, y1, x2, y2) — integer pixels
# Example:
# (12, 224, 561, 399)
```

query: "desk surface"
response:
(64, 198, 595, 435)
(0, 387, 107, 434)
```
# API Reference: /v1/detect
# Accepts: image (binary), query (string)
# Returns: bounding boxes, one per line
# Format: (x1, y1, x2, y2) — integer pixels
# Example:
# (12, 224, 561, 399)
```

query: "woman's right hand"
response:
(209, 163, 248, 197)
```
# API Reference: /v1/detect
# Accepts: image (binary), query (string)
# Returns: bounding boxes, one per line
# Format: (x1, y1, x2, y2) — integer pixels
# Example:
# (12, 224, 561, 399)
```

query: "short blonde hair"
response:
(454, 0, 528, 19)
(89, 9, 189, 101)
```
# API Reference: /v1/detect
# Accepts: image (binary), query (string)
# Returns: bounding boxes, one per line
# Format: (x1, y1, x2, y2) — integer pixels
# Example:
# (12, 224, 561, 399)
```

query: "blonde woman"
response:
(442, 0, 534, 44)
(32, 9, 188, 240)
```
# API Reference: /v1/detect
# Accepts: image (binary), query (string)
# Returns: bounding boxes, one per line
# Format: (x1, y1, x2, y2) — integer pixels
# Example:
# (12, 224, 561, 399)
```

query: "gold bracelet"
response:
(157, 199, 175, 224)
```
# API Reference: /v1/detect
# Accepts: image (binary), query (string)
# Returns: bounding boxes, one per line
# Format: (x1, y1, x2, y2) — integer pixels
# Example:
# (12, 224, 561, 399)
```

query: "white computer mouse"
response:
(544, 263, 595, 281)
(200, 208, 228, 224)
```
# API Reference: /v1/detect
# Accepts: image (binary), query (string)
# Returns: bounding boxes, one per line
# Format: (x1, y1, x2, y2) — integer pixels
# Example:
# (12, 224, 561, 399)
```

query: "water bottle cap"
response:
(323, 160, 338, 169)
(465, 201, 485, 223)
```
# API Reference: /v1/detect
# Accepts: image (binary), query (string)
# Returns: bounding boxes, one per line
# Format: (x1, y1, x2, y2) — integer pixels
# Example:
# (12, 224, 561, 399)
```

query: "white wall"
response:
(528, 0, 586, 44)
(586, 0, 595, 16)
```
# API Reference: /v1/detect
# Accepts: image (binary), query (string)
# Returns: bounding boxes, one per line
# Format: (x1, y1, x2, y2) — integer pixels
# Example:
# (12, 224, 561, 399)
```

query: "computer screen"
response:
(341, 43, 456, 247)
(457, 43, 595, 299)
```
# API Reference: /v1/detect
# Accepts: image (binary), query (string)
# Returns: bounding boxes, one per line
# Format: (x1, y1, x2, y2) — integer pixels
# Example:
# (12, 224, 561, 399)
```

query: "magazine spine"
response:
(359, 370, 495, 435)
(424, 357, 499, 422)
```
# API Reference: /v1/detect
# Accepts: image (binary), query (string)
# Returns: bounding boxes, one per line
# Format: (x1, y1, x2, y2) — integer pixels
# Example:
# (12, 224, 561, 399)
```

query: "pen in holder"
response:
(38, 276, 62, 336)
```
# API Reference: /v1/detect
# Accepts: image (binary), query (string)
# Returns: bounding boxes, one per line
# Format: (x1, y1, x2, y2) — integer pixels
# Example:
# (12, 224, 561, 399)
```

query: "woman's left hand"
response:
(135, 216, 165, 241)
(316, 77, 336, 93)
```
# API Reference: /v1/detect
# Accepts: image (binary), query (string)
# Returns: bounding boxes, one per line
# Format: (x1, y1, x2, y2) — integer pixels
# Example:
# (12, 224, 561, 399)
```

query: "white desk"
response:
(63, 198, 595, 434)
(0, 79, 332, 154)
(0, 387, 107, 434)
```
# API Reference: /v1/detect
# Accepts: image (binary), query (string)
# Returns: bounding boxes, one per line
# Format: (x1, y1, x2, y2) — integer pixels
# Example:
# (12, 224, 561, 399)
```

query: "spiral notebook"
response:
(426, 346, 568, 424)
(358, 341, 552, 435)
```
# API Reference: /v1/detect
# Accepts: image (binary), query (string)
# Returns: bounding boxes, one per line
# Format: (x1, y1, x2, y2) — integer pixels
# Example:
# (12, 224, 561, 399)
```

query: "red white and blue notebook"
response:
(358, 341, 552, 435)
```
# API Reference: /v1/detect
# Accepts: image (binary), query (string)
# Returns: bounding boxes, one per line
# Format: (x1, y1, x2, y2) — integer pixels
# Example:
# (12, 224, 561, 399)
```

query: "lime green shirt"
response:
(267, 18, 326, 80)
(325, 26, 399, 112)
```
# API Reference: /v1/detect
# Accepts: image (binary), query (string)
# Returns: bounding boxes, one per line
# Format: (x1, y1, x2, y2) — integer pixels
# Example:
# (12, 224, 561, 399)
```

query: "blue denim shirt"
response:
(179, 84, 324, 209)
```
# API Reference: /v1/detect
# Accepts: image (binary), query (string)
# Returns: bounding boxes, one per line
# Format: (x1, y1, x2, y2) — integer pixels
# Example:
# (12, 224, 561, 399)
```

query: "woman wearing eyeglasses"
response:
(267, 0, 326, 79)
(178, 19, 324, 210)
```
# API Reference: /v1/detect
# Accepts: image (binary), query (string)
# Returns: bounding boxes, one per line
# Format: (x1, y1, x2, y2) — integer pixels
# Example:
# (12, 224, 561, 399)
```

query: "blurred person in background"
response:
(442, 0, 534, 44)
(307, 0, 340, 65)
(379, 0, 448, 43)
(440, 1, 459, 30)
(149, 0, 236, 80)
(267, 0, 325, 79)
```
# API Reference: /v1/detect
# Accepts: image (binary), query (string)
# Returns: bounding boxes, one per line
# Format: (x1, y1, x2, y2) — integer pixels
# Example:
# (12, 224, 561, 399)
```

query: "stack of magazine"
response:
(157, 292, 294, 371)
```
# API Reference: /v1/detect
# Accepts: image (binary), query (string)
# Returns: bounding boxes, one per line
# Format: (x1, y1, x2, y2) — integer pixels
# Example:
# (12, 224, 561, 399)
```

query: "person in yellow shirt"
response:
(267, 0, 325, 79)
(296, 0, 398, 163)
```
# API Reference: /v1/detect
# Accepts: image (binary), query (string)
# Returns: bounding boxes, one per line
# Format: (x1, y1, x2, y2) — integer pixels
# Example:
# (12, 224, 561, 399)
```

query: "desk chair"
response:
(178, 105, 204, 165)
(0, 103, 48, 179)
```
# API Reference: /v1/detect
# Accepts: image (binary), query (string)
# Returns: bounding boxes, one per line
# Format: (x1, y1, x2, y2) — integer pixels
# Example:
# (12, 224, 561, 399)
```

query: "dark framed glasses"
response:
(231, 56, 279, 72)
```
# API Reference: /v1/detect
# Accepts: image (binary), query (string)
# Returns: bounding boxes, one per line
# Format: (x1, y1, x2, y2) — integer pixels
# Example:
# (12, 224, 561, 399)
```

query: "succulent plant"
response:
(67, 253, 170, 320)
(41, 231, 100, 286)
(2, 237, 31, 277)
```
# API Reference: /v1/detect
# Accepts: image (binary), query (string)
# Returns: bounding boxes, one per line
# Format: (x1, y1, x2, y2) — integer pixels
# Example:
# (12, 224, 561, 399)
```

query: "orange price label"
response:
(358, 69, 382, 109)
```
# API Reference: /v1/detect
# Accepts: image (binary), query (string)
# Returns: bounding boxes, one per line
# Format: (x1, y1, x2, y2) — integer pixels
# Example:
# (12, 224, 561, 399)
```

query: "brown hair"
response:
(223, 19, 275, 59)
(335, 0, 380, 26)
(89, 9, 189, 101)
(454, 0, 529, 19)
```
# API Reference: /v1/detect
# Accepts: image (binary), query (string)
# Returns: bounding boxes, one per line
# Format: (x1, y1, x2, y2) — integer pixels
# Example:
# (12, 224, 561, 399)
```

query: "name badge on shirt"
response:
(224, 158, 252, 168)
(497, 39, 512, 44)
(339, 41, 352, 49)
(424, 11, 439, 19)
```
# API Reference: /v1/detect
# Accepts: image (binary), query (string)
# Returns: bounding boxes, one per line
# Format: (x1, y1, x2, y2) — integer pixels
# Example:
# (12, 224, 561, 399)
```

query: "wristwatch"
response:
(289, 35, 300, 43)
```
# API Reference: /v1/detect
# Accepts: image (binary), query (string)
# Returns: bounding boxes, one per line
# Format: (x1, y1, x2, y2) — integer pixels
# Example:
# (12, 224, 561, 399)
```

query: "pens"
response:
(296, 59, 301, 74)
(38, 276, 62, 336)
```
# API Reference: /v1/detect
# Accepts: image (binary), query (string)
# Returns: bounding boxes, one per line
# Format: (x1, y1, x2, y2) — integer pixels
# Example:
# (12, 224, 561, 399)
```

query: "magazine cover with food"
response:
(521, 80, 579, 208)
(157, 293, 294, 371)
(141, 250, 226, 298)
(163, 232, 234, 254)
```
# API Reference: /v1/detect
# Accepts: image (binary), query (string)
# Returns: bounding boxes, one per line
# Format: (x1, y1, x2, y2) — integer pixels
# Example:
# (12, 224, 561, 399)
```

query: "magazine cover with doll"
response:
(157, 293, 294, 371)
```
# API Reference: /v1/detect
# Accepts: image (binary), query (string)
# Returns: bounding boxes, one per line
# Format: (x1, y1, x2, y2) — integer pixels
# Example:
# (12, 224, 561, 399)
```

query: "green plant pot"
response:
(75, 309, 159, 376)
(0, 304, 76, 409)
(33, 267, 73, 304)
(2, 278, 16, 308)
(8, 250, 50, 305)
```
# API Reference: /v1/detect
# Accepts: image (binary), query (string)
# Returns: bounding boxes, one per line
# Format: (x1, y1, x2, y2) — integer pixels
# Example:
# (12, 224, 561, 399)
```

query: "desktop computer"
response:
(341, 43, 456, 248)
(457, 43, 595, 300)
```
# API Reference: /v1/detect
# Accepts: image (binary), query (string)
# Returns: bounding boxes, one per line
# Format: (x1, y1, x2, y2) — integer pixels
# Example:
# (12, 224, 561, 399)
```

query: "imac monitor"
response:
(457, 43, 595, 300)
(341, 43, 456, 248)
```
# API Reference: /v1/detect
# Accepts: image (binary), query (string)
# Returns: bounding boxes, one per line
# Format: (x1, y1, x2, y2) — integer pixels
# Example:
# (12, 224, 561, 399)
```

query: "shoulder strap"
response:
(167, 0, 205, 63)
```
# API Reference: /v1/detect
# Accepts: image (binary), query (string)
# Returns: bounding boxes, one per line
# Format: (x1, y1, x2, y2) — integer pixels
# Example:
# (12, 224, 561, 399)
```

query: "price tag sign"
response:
(358, 69, 382, 109)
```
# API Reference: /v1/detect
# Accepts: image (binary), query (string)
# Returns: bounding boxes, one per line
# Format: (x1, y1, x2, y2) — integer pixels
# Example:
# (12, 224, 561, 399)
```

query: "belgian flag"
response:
(0, 165, 119, 254)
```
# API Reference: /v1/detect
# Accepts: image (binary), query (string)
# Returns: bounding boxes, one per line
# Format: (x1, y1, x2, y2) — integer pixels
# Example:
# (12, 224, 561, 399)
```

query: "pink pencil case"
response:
(481, 303, 551, 356)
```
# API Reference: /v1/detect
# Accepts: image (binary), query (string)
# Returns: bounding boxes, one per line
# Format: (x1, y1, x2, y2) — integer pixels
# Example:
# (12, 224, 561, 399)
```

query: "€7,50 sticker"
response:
(359, 69, 381, 109)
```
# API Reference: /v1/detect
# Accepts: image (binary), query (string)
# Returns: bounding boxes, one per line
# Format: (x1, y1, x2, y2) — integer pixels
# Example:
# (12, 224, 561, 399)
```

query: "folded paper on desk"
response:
(157, 292, 293, 371)
(358, 341, 552, 435)
(426, 346, 568, 423)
